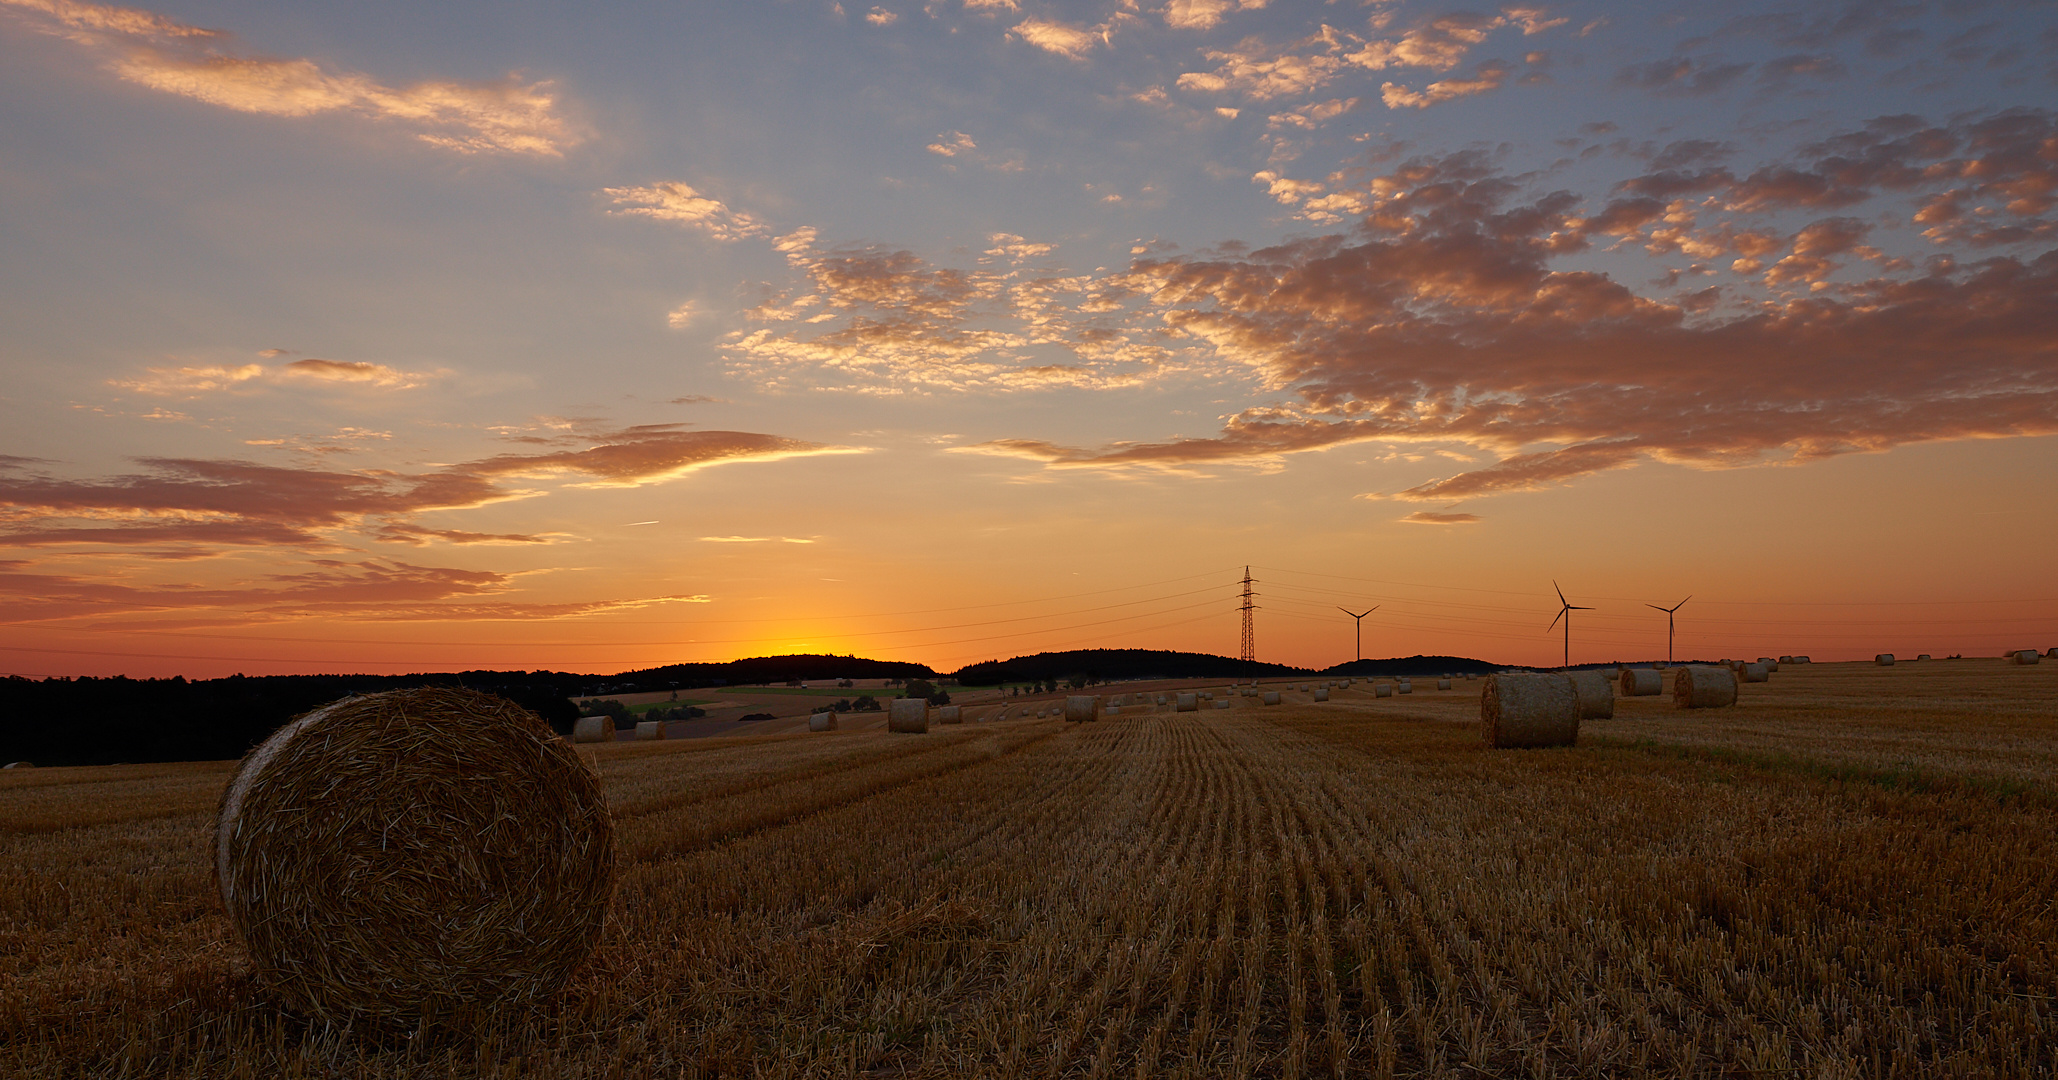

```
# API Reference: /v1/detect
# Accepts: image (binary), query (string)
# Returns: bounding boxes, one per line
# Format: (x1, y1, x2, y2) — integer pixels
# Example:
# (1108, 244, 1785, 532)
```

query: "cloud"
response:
(3, 0, 574, 154)
(962, 126, 2058, 496)
(109, 357, 433, 397)
(1614, 57, 1753, 96)
(696, 536, 817, 544)
(1399, 511, 1482, 525)
(0, 426, 855, 550)
(927, 130, 976, 157)
(1381, 60, 1512, 108)
(1162, 0, 1268, 32)
(1009, 17, 1106, 60)
(865, 6, 898, 26)
(603, 182, 767, 242)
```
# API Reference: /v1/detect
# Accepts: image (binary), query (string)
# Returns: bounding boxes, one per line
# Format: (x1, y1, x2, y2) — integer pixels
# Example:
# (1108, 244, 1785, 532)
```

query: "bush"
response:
(851, 695, 881, 712)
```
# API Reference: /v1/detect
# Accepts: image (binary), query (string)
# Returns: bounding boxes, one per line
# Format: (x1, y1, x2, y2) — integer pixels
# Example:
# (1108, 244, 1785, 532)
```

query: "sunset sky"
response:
(3, 0, 2056, 678)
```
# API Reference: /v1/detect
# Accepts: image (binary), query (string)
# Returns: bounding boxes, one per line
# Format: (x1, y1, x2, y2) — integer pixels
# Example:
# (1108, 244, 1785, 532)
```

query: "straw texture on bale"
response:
(1741, 663, 1770, 683)
(1673, 665, 1739, 709)
(633, 720, 665, 740)
(936, 705, 963, 724)
(1261, 691, 1281, 705)
(215, 687, 614, 1023)
(1374, 684, 1393, 698)
(1436, 678, 1452, 691)
(888, 698, 928, 733)
(1568, 671, 1615, 719)
(2012, 650, 2041, 665)
(1176, 692, 1198, 712)
(1620, 669, 1663, 696)
(808, 712, 836, 732)
(571, 715, 613, 743)
(1480, 673, 1579, 749)
(1065, 696, 1099, 722)
(1876, 654, 1896, 666)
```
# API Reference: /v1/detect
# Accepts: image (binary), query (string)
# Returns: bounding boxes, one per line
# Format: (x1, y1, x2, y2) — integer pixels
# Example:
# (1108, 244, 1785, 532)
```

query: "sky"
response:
(3, 0, 2056, 679)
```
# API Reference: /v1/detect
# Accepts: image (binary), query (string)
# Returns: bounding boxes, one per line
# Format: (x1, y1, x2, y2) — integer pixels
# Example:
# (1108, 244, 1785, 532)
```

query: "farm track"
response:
(3, 665, 2056, 1078)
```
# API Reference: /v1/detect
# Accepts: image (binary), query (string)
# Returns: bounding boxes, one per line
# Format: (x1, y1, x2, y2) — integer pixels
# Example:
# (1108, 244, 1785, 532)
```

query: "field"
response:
(3, 660, 2055, 1078)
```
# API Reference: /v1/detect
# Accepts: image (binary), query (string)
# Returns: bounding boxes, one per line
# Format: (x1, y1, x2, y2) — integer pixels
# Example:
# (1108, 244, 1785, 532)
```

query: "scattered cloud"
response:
(1381, 60, 1512, 109)
(2, 0, 575, 154)
(1400, 511, 1482, 525)
(1161, 0, 1269, 32)
(110, 357, 434, 397)
(603, 182, 767, 241)
(697, 535, 817, 543)
(1009, 17, 1107, 60)
(865, 6, 898, 26)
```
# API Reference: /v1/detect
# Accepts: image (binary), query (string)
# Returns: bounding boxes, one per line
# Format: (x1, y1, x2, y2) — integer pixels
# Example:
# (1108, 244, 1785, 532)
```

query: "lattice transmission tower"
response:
(1239, 566, 1258, 664)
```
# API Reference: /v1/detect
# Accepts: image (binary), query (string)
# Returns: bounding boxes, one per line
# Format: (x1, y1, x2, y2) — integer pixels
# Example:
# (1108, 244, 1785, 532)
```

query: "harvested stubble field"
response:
(3, 661, 2055, 1078)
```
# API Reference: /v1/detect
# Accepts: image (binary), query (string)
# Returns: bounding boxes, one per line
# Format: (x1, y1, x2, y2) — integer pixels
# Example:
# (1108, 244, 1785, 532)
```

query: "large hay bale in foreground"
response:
(1741, 663, 1770, 683)
(1674, 665, 1738, 709)
(1568, 671, 1614, 719)
(808, 712, 836, 732)
(216, 688, 614, 1023)
(633, 720, 665, 740)
(888, 698, 928, 733)
(2011, 650, 2041, 665)
(1065, 695, 1100, 722)
(572, 715, 614, 743)
(1620, 669, 1662, 696)
(1176, 692, 1198, 711)
(1481, 673, 1579, 749)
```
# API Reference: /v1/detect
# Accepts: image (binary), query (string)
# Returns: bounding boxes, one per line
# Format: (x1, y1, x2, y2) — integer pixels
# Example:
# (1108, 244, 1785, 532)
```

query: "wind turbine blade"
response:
(1677, 595, 1692, 608)
(1548, 608, 1564, 632)
(1571, 604, 1595, 611)
(1554, 581, 1567, 605)
(1646, 604, 1668, 612)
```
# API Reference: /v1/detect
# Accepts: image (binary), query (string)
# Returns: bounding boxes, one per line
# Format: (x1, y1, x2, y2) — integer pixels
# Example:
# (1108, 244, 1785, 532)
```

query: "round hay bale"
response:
(2011, 650, 2041, 665)
(1778, 655, 1793, 664)
(1261, 691, 1281, 705)
(1176, 692, 1199, 711)
(1741, 662, 1770, 683)
(808, 712, 836, 732)
(1397, 679, 1413, 695)
(633, 720, 665, 740)
(215, 688, 614, 1023)
(1673, 665, 1738, 709)
(1065, 695, 1100, 722)
(1374, 683, 1393, 698)
(1481, 673, 1579, 749)
(1620, 669, 1662, 696)
(1757, 657, 1779, 672)
(1875, 653, 1895, 666)
(571, 715, 614, 743)
(1793, 655, 1811, 664)
(936, 705, 963, 724)
(1436, 678, 1452, 691)
(1917, 653, 1932, 661)
(1568, 671, 1614, 719)
(888, 698, 929, 733)
(1214, 699, 1230, 709)
(2046, 648, 2058, 659)
(1105, 705, 1121, 716)
(1310, 687, 1329, 701)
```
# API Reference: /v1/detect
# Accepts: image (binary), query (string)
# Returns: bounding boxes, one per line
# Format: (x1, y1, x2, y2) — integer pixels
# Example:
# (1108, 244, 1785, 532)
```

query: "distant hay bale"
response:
(1568, 670, 1615, 719)
(1464, 673, 1475, 680)
(1620, 669, 1662, 696)
(1214, 699, 1230, 709)
(1793, 655, 1811, 664)
(1312, 688, 1330, 701)
(936, 706, 963, 724)
(1374, 683, 1393, 698)
(1105, 705, 1121, 716)
(1437, 678, 1452, 690)
(2047, 648, 2058, 659)
(1261, 691, 1281, 705)
(808, 712, 836, 732)
(1155, 694, 1168, 705)
(1875, 654, 1896, 666)
(1741, 663, 1770, 683)
(1397, 679, 1413, 695)
(1065, 695, 1100, 722)
(572, 716, 614, 744)
(1673, 665, 1738, 709)
(2011, 650, 2041, 665)
(1757, 657, 1779, 672)
(1778, 655, 1793, 664)
(215, 687, 614, 1023)
(1653, 662, 1669, 670)
(633, 721, 665, 741)
(888, 698, 929, 733)
(1480, 673, 1579, 749)
(1176, 692, 1199, 711)
(1917, 653, 1932, 661)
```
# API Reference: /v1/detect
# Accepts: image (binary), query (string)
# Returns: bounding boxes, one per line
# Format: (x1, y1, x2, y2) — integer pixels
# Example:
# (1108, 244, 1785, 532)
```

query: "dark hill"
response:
(1322, 655, 1506, 677)
(952, 649, 1305, 686)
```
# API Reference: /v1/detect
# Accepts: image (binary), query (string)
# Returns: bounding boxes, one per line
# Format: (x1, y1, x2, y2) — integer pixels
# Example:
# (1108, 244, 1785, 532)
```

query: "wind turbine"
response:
(1548, 582, 1592, 670)
(1339, 606, 1378, 663)
(1646, 595, 1691, 663)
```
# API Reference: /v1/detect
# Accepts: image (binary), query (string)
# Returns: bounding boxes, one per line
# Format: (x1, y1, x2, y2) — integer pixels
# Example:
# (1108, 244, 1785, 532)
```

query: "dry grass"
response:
(2, 662, 2055, 1077)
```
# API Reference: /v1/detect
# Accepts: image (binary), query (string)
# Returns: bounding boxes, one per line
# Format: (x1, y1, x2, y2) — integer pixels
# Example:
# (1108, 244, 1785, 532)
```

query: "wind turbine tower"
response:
(1339, 605, 1378, 663)
(1647, 595, 1691, 663)
(1548, 582, 1593, 670)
